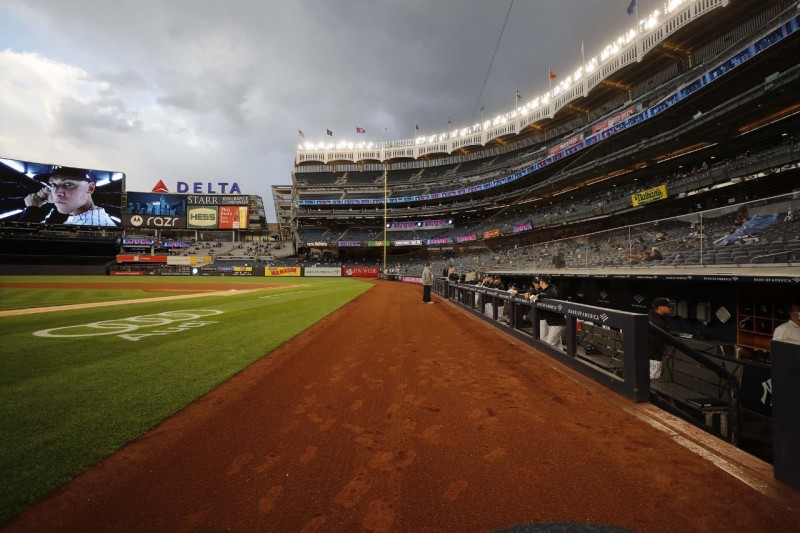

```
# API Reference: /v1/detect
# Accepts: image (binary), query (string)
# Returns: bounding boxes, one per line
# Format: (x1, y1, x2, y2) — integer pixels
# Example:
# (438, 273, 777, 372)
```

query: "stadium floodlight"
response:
(644, 12, 660, 30)
(666, 0, 688, 14)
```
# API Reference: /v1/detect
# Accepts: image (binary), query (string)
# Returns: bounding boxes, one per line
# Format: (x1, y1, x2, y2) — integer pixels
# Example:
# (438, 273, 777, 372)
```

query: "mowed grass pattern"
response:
(0, 276, 371, 524)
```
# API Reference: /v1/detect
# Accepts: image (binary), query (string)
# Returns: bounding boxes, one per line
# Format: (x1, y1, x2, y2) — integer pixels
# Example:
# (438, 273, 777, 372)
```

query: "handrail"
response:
(436, 279, 742, 443)
(750, 247, 800, 264)
(438, 280, 652, 402)
(649, 324, 740, 444)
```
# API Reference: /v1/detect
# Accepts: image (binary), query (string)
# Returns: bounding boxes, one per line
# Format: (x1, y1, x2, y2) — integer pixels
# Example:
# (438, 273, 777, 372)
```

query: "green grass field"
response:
(0, 276, 372, 524)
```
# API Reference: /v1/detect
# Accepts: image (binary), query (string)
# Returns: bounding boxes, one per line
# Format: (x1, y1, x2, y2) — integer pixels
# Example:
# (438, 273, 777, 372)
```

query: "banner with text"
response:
(187, 205, 219, 229)
(264, 266, 301, 277)
(631, 184, 668, 207)
(218, 205, 249, 229)
(343, 266, 380, 278)
(304, 267, 342, 277)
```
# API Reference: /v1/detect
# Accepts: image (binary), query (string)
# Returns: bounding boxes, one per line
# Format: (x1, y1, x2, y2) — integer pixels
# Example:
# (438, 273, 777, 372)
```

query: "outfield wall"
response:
(107, 264, 380, 278)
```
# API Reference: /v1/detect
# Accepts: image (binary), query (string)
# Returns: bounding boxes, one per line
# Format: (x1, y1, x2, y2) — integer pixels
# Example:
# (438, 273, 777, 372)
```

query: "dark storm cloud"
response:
(2, 0, 644, 219)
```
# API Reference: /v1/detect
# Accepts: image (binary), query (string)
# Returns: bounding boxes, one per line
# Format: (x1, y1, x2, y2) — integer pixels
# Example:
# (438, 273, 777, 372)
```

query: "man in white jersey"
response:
(24, 166, 116, 226)
(773, 304, 800, 341)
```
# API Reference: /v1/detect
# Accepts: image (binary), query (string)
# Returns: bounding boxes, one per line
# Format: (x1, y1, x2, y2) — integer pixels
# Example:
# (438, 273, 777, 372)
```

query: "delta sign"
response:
(152, 179, 242, 195)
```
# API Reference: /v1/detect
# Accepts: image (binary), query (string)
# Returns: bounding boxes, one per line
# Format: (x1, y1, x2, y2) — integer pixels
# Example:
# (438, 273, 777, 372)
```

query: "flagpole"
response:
(549, 66, 552, 92)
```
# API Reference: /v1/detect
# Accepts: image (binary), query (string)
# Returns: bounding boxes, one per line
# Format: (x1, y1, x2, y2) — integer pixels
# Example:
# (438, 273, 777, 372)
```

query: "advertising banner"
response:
(123, 214, 187, 229)
(513, 222, 533, 233)
(186, 195, 249, 205)
(483, 229, 500, 239)
(187, 205, 219, 229)
(127, 192, 186, 216)
(402, 276, 422, 284)
(343, 266, 380, 278)
(218, 205, 249, 229)
(122, 237, 154, 246)
(631, 184, 668, 207)
(116, 255, 168, 263)
(264, 267, 301, 277)
(304, 267, 342, 277)
(547, 133, 584, 156)
(162, 241, 190, 249)
(167, 256, 192, 266)
(592, 104, 641, 134)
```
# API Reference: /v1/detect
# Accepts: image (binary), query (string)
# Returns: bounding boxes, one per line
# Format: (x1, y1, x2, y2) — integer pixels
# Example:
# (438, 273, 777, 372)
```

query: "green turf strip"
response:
(0, 277, 371, 524)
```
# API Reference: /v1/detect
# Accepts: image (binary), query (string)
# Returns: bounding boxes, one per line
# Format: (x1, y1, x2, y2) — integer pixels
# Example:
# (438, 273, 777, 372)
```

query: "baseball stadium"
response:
(2, 0, 800, 531)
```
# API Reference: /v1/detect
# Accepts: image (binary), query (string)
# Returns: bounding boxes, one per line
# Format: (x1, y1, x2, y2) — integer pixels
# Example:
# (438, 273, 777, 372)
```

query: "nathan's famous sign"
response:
(631, 184, 668, 207)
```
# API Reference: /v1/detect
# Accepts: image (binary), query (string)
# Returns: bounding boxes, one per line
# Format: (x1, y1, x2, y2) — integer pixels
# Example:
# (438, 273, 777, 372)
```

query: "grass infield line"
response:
(0, 276, 371, 524)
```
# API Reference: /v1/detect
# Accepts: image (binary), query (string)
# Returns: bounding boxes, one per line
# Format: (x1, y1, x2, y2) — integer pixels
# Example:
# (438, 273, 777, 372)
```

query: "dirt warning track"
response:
(5, 280, 800, 532)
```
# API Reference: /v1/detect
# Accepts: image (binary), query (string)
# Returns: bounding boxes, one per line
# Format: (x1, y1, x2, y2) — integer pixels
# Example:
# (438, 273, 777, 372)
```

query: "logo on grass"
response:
(34, 309, 223, 342)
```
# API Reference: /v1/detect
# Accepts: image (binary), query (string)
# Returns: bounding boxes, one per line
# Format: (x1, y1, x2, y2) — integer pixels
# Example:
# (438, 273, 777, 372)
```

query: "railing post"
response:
(565, 316, 578, 357)
(623, 313, 651, 402)
(772, 339, 800, 492)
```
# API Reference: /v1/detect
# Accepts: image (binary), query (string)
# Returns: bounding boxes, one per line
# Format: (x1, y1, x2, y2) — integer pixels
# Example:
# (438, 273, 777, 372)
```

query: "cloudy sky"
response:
(0, 0, 643, 220)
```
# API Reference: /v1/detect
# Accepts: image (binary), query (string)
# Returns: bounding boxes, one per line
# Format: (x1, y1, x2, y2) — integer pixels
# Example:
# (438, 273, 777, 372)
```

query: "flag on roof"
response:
(356, 127, 366, 133)
(627, 0, 636, 16)
(415, 123, 420, 130)
(298, 129, 305, 138)
(549, 69, 557, 79)
(326, 129, 333, 136)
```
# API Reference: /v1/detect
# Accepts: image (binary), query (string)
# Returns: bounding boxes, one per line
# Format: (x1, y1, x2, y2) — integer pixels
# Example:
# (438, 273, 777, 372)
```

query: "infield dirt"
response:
(4, 280, 800, 532)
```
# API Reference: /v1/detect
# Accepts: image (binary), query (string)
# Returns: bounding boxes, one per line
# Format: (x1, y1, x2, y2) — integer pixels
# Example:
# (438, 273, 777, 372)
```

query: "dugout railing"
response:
(435, 279, 650, 402)
(433, 279, 742, 443)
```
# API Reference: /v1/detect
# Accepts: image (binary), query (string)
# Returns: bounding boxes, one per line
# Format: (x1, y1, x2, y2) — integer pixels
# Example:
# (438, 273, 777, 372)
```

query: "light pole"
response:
(382, 165, 388, 274)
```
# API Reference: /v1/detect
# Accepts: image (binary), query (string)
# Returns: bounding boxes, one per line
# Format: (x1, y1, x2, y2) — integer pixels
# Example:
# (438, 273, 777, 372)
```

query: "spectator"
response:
(421, 263, 433, 304)
(531, 275, 565, 349)
(649, 297, 674, 379)
(773, 304, 800, 341)
(553, 249, 566, 268)
(522, 276, 543, 333)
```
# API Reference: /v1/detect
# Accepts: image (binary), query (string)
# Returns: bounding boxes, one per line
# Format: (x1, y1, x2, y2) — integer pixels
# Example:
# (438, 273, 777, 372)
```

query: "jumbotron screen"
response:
(0, 157, 124, 227)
